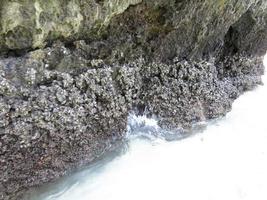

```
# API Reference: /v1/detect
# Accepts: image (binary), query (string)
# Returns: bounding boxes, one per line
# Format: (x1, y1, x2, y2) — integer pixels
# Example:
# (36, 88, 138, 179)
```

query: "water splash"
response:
(126, 113, 189, 141)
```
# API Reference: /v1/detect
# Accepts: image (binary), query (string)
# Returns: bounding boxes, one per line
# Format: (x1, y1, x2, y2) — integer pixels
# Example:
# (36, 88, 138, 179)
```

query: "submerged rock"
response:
(0, 0, 266, 199)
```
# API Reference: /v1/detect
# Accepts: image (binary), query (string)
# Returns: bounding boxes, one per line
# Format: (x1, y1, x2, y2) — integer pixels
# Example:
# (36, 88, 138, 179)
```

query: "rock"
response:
(0, 0, 266, 199)
(0, 0, 142, 53)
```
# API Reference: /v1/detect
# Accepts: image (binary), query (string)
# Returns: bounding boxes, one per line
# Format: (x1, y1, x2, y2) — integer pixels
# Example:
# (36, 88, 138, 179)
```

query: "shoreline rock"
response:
(0, 0, 266, 199)
(0, 50, 264, 200)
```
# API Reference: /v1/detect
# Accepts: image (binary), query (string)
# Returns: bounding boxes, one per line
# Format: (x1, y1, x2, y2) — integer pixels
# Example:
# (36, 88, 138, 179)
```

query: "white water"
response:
(30, 55, 267, 200)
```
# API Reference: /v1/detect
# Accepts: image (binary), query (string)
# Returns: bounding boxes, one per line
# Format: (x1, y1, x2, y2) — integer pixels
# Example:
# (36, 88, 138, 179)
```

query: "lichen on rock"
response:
(0, 0, 266, 199)
(0, 0, 143, 52)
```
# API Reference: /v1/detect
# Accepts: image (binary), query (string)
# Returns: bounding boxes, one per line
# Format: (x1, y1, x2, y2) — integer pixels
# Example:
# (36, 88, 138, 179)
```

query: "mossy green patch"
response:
(0, 0, 143, 52)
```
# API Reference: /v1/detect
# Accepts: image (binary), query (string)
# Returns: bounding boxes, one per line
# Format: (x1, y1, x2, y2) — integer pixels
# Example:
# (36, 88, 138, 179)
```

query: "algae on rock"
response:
(0, 0, 266, 200)
(0, 0, 142, 52)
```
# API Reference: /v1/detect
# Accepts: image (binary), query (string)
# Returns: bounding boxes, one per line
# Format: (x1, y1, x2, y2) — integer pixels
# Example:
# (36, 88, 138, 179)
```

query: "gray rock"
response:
(0, 0, 266, 199)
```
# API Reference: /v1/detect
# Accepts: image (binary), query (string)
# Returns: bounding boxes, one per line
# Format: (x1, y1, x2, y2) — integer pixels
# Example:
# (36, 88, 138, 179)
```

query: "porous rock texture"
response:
(0, 0, 266, 199)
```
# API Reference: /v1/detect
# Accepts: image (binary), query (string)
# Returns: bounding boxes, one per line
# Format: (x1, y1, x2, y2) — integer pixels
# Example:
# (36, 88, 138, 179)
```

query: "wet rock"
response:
(0, 52, 264, 200)
(0, 0, 266, 199)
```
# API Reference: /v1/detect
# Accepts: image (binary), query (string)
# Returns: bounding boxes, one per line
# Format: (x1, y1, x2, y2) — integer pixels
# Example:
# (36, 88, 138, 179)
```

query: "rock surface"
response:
(0, 0, 266, 199)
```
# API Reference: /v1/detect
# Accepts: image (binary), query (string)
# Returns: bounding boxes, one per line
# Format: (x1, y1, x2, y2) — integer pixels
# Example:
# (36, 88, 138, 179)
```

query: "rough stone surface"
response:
(0, 0, 266, 199)
(0, 0, 142, 52)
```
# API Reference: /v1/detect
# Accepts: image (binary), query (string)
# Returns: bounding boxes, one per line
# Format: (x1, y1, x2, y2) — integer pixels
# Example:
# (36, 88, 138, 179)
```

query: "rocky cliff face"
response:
(0, 0, 266, 59)
(0, 0, 266, 199)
